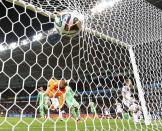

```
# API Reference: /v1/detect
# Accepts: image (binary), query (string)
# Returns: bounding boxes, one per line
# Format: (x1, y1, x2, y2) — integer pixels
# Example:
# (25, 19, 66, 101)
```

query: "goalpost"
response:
(0, 0, 161, 130)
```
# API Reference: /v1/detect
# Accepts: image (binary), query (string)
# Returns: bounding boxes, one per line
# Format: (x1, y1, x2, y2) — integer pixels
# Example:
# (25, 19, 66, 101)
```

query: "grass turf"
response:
(0, 117, 162, 131)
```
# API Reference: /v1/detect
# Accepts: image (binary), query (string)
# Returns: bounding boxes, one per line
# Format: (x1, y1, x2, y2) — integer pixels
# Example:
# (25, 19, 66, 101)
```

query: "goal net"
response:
(0, 0, 162, 130)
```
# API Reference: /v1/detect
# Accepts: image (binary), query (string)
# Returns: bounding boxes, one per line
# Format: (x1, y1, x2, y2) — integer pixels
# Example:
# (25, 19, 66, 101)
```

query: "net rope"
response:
(0, 0, 162, 130)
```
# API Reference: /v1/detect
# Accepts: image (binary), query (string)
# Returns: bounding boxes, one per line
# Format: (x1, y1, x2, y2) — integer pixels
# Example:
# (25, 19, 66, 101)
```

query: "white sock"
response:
(59, 110, 63, 120)
(47, 109, 50, 118)
(133, 112, 139, 123)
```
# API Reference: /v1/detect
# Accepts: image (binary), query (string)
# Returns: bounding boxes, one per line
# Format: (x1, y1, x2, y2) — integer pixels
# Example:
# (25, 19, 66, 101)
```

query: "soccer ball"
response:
(54, 11, 82, 37)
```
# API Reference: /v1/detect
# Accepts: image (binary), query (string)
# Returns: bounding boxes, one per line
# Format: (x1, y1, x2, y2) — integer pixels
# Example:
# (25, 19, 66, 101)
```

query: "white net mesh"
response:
(0, 0, 162, 130)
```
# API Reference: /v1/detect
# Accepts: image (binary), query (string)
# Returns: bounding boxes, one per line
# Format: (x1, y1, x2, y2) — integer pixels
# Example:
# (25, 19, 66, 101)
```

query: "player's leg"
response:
(73, 99, 81, 120)
(58, 108, 64, 120)
(50, 97, 64, 120)
(50, 98, 60, 110)
(44, 98, 51, 119)
(67, 99, 80, 120)
(94, 109, 98, 118)
(39, 104, 45, 118)
(122, 100, 131, 119)
(67, 102, 76, 118)
(90, 108, 95, 118)
(117, 112, 123, 119)
(70, 106, 77, 118)
(129, 103, 141, 124)
(133, 111, 140, 124)
(70, 107, 81, 122)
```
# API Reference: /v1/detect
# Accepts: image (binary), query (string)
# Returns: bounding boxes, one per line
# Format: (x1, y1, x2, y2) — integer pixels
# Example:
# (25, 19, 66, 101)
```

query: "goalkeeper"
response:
(36, 87, 49, 118)
(45, 79, 66, 109)
(65, 82, 80, 121)
(44, 79, 67, 120)
(45, 78, 80, 121)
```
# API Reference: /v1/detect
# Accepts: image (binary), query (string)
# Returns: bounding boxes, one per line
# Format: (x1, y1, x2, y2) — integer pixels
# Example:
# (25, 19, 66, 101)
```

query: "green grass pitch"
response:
(0, 117, 162, 131)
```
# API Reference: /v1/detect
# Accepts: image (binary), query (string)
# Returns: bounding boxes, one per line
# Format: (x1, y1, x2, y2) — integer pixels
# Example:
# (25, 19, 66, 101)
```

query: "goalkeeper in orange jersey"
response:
(44, 78, 67, 120)
(45, 78, 80, 121)
(45, 78, 67, 109)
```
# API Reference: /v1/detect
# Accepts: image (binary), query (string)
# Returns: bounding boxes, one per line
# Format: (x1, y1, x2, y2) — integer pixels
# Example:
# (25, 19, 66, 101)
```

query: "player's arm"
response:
(44, 79, 57, 97)
(58, 86, 67, 109)
(44, 80, 52, 95)
(69, 87, 75, 96)
(36, 92, 40, 106)
(58, 93, 66, 108)
(122, 87, 128, 100)
(69, 86, 79, 97)
(58, 85, 70, 109)
(122, 91, 126, 99)
(44, 85, 50, 96)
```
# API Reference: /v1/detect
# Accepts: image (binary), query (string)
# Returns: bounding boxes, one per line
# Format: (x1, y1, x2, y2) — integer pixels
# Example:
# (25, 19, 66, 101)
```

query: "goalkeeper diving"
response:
(44, 78, 80, 121)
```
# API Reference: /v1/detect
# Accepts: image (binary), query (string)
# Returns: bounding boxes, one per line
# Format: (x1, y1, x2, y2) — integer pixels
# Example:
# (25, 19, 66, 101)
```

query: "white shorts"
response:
(123, 100, 131, 108)
(50, 98, 59, 109)
(105, 111, 109, 115)
(117, 108, 123, 114)
(129, 103, 139, 112)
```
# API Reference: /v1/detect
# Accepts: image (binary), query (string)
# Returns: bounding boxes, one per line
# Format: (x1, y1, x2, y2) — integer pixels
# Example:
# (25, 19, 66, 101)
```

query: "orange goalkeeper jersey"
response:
(48, 79, 66, 108)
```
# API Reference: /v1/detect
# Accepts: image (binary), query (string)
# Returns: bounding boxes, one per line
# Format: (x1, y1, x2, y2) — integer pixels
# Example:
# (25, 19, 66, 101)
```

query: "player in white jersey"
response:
(104, 106, 110, 116)
(122, 79, 141, 123)
(129, 99, 144, 124)
(122, 79, 133, 108)
(116, 102, 123, 119)
(103, 106, 110, 118)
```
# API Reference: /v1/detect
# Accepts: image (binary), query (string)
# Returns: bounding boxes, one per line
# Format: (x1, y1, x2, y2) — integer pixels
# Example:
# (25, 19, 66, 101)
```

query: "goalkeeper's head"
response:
(59, 78, 67, 89)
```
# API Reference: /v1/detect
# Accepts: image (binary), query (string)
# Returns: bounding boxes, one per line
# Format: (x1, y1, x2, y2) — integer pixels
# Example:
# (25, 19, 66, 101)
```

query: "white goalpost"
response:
(128, 46, 151, 125)
(0, 0, 161, 130)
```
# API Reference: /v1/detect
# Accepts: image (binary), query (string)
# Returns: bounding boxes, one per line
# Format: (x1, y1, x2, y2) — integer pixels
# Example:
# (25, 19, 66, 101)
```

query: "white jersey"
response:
(122, 85, 133, 107)
(116, 103, 123, 113)
(122, 85, 131, 100)
(129, 102, 140, 112)
(104, 108, 110, 115)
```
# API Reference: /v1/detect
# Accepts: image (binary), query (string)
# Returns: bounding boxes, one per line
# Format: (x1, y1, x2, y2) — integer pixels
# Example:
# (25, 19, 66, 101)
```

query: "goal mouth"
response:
(0, 0, 161, 130)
